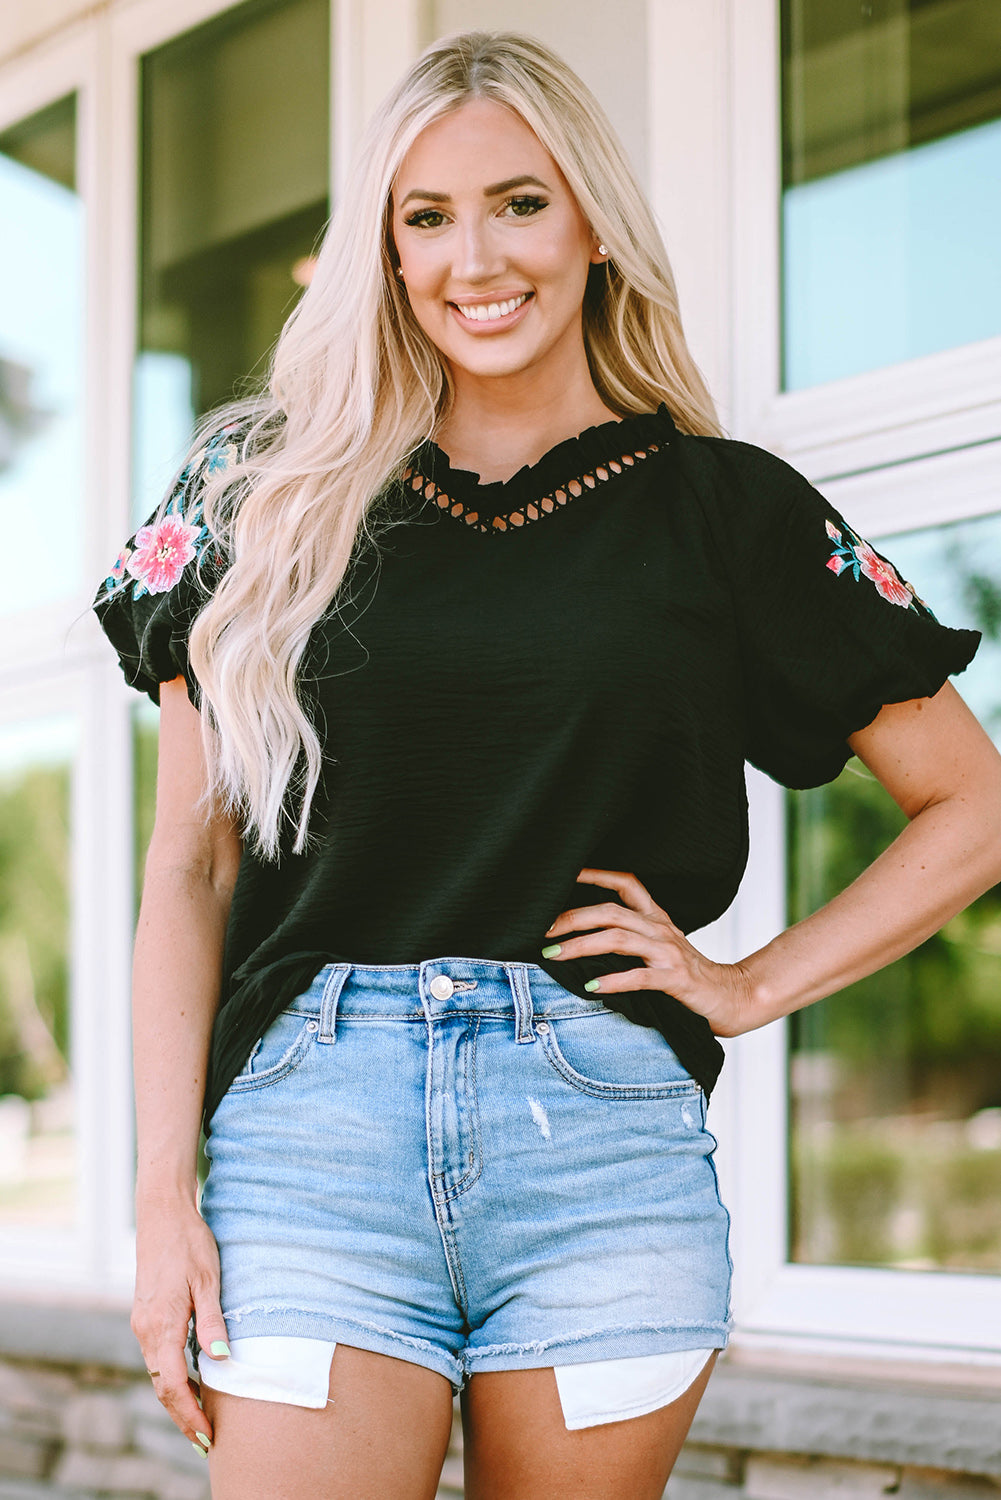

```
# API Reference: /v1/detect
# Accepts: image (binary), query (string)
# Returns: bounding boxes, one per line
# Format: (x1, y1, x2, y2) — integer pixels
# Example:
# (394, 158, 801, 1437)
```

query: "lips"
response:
(447, 291, 534, 333)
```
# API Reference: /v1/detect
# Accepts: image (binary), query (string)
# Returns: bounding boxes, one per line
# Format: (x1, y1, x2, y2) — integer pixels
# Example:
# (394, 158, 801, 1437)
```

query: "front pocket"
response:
(227, 1010, 320, 1093)
(536, 1011, 702, 1099)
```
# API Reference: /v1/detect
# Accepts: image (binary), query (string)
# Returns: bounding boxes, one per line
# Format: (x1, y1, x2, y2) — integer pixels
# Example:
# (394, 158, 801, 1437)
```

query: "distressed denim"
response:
(195, 958, 732, 1395)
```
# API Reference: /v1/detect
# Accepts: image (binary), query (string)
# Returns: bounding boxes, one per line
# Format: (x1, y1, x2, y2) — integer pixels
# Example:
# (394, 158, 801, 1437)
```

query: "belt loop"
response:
(317, 964, 351, 1045)
(509, 964, 536, 1043)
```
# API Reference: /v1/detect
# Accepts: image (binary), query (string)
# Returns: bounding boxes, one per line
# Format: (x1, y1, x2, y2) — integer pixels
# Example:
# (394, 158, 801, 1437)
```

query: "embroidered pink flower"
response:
(824, 516, 922, 611)
(110, 548, 131, 582)
(854, 540, 915, 608)
(126, 515, 202, 594)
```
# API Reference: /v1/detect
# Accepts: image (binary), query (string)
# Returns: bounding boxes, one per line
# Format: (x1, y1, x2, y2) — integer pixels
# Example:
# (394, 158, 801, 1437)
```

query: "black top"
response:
(92, 405, 981, 1135)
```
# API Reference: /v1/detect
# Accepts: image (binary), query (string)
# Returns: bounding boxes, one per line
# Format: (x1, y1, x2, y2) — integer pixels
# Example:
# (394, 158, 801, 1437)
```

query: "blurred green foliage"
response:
(787, 513, 1001, 1270)
(0, 761, 71, 1100)
(788, 765, 1001, 1085)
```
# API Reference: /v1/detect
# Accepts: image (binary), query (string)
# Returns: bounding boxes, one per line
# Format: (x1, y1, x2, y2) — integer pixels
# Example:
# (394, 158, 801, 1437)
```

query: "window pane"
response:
(0, 717, 77, 1231)
(781, 1, 1001, 389)
(788, 511, 1001, 1271)
(0, 96, 83, 613)
(135, 0, 328, 522)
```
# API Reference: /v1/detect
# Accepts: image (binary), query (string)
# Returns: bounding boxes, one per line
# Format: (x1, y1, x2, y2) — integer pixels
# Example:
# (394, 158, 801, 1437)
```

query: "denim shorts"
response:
(193, 958, 732, 1405)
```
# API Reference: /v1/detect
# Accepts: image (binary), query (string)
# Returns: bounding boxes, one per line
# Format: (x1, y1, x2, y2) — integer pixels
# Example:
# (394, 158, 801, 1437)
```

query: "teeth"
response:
(455, 293, 528, 322)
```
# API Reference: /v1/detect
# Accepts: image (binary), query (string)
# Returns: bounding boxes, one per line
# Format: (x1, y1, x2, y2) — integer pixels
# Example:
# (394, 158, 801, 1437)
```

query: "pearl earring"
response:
(394, 265, 405, 279)
(598, 243, 608, 256)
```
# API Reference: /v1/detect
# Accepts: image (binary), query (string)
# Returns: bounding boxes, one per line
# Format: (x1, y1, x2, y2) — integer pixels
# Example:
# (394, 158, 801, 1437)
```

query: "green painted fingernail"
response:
(541, 944, 561, 957)
(196, 1431, 212, 1449)
(191, 1442, 209, 1457)
(585, 979, 601, 991)
(210, 1340, 230, 1357)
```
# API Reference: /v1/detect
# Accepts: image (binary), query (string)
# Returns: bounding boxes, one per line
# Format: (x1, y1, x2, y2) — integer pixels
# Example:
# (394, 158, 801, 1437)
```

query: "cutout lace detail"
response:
(402, 443, 662, 534)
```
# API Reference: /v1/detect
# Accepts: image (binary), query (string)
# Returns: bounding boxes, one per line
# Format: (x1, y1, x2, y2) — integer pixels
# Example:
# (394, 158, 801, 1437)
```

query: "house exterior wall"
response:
(1, 1, 999, 1494)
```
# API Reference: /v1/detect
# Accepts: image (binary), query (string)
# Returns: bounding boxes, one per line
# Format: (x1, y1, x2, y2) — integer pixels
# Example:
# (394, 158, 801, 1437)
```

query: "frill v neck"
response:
(406, 402, 677, 532)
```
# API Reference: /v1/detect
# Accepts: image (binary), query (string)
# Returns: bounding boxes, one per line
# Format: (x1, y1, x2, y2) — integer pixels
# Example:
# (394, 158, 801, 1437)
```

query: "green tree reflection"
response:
(0, 763, 70, 1100)
(788, 525, 1001, 1271)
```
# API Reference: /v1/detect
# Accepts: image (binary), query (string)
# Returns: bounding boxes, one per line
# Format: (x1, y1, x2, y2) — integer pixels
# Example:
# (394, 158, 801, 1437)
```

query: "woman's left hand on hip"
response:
(543, 867, 751, 1038)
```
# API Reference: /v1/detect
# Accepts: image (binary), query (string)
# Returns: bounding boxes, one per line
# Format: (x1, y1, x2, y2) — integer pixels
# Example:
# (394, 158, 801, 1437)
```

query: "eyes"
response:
(402, 194, 549, 230)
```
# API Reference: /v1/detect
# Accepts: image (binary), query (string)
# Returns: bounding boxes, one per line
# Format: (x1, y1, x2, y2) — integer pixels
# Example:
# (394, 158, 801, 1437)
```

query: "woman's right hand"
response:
(131, 1198, 232, 1453)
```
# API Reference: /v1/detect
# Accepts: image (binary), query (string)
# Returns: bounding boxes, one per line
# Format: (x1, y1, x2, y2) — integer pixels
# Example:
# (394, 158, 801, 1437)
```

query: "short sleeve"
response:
(92, 421, 247, 707)
(694, 437, 982, 789)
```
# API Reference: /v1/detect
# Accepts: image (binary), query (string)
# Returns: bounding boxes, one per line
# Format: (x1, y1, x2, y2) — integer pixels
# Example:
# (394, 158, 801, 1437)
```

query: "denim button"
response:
(535, 1021, 550, 1034)
(306, 1020, 319, 1031)
(430, 975, 454, 1000)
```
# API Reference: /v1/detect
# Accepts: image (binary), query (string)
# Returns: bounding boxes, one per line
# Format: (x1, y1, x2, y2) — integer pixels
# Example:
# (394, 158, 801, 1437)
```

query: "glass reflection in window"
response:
(788, 511, 1001, 1271)
(135, 0, 328, 523)
(0, 96, 83, 613)
(0, 716, 77, 1231)
(781, 1, 1001, 389)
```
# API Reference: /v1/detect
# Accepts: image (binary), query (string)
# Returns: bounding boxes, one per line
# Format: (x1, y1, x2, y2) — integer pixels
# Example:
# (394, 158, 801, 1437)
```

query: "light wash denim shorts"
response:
(194, 958, 732, 1413)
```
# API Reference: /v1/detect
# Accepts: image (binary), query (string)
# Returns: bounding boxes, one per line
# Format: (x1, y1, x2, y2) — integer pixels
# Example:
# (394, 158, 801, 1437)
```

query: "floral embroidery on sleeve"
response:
(101, 420, 245, 603)
(824, 518, 933, 617)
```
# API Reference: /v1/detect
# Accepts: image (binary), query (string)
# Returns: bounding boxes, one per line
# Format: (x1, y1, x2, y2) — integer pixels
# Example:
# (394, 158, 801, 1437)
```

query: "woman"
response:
(93, 29, 1001, 1500)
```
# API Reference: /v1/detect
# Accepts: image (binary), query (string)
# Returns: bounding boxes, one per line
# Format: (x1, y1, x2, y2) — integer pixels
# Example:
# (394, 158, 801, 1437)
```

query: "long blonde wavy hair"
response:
(181, 27, 725, 860)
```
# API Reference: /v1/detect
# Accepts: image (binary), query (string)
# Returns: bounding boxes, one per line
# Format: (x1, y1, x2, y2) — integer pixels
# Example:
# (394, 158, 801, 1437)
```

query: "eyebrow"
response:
(399, 175, 551, 208)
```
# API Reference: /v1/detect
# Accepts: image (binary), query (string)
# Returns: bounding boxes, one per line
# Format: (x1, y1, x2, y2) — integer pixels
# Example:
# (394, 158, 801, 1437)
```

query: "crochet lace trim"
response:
(401, 443, 662, 534)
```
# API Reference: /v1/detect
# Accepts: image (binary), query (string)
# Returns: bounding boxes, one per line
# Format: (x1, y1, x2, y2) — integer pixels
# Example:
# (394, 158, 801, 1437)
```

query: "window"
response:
(0, 717, 77, 1236)
(781, 0, 1001, 389)
(0, 94, 83, 613)
(788, 514, 1001, 1273)
(0, 93, 84, 1259)
(135, 0, 328, 518)
(719, 0, 1001, 1359)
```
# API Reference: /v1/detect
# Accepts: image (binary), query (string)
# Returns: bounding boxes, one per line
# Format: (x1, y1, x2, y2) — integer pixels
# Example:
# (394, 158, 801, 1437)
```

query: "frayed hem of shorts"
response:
(463, 1321, 730, 1372)
(213, 1304, 464, 1393)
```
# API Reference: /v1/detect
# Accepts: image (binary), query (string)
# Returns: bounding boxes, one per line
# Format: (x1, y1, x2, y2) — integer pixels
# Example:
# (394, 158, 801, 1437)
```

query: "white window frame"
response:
(649, 0, 1001, 1363)
(0, 17, 136, 1295)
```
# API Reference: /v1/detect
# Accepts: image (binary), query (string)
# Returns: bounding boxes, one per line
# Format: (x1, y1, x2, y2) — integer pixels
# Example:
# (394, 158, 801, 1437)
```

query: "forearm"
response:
(735, 791, 1001, 1034)
(132, 862, 232, 1208)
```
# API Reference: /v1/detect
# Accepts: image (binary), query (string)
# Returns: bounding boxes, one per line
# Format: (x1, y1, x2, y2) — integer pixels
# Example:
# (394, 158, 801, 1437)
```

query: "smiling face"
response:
(389, 96, 606, 394)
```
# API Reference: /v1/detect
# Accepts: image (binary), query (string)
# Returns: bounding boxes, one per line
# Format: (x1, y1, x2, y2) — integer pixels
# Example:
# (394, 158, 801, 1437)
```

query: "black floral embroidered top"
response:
(92, 406, 981, 1134)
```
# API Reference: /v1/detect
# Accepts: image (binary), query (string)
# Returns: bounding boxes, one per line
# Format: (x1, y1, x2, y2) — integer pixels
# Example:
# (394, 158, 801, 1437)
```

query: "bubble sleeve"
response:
(91, 424, 245, 708)
(695, 438, 982, 790)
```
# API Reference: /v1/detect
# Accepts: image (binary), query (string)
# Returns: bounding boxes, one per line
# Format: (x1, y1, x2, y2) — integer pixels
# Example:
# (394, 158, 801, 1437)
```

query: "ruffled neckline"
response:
(408, 402, 677, 527)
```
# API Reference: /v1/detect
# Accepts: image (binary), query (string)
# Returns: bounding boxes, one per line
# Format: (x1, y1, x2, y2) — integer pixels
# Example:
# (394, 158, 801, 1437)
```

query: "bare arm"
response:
(131, 675, 243, 1453)
(729, 682, 1001, 1031)
(543, 683, 1001, 1038)
(133, 676, 242, 1202)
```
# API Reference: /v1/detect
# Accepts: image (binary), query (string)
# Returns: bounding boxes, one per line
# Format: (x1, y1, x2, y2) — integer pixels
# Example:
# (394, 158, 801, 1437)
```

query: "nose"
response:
(451, 216, 504, 284)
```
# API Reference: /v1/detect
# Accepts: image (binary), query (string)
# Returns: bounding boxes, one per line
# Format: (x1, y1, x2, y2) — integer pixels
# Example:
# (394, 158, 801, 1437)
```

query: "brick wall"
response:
(0, 1349, 464, 1500)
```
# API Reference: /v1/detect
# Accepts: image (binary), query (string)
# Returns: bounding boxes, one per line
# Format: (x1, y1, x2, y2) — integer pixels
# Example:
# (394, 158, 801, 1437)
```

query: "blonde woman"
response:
(93, 30, 999, 1500)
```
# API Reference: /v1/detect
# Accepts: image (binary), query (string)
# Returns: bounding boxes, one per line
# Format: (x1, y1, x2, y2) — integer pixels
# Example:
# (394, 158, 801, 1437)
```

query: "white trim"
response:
(737, 1264, 1001, 1364)
(729, 0, 782, 441)
(647, 0, 734, 425)
(823, 440, 1001, 540)
(108, 0, 243, 59)
(0, 14, 89, 128)
(755, 337, 1001, 479)
(332, 0, 422, 197)
(75, 661, 137, 1288)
